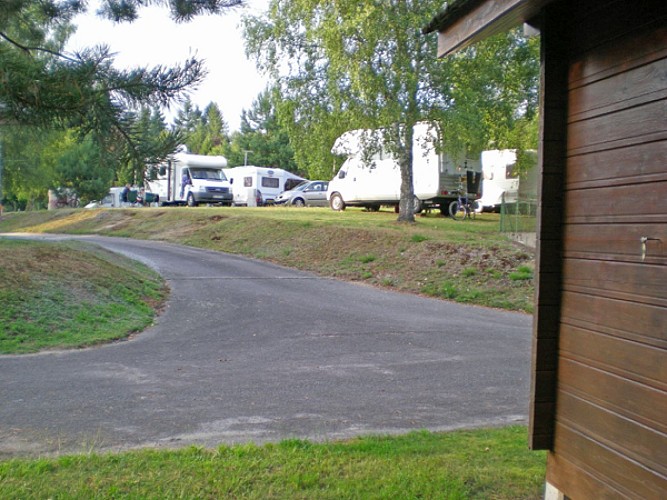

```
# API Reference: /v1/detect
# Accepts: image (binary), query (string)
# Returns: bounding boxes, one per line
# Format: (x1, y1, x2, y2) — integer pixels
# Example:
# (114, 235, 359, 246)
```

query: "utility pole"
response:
(243, 150, 253, 166)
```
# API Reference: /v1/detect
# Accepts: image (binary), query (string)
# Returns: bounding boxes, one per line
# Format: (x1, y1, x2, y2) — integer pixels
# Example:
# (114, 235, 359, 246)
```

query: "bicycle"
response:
(448, 193, 476, 220)
(55, 194, 80, 209)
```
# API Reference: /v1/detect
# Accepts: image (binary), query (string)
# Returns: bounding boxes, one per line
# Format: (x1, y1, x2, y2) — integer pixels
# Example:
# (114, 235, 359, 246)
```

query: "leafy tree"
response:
(226, 88, 299, 173)
(0, 127, 61, 209)
(0, 0, 244, 200)
(53, 132, 114, 205)
(172, 98, 204, 137)
(116, 106, 175, 185)
(243, 1, 539, 221)
(178, 102, 231, 155)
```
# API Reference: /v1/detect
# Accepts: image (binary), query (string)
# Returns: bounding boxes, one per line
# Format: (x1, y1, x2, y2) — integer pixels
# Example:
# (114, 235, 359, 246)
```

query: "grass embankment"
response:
(0, 239, 168, 354)
(0, 427, 546, 499)
(0, 207, 535, 312)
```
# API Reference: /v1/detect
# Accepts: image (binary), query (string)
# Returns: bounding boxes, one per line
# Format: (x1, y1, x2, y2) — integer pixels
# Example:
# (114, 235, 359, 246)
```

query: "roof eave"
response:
(423, 0, 554, 56)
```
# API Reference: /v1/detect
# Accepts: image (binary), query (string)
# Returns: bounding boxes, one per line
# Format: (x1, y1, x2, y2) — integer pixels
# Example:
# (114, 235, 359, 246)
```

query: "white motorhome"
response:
(326, 122, 481, 214)
(476, 149, 538, 212)
(476, 150, 520, 212)
(145, 151, 233, 207)
(223, 166, 305, 206)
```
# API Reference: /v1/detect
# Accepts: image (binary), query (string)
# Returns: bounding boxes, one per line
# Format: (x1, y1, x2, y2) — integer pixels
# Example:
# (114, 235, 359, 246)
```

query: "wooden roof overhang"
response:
(423, 0, 555, 57)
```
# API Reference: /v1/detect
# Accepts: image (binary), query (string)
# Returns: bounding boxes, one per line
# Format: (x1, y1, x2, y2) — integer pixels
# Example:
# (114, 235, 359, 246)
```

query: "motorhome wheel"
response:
(330, 193, 346, 211)
(187, 193, 198, 207)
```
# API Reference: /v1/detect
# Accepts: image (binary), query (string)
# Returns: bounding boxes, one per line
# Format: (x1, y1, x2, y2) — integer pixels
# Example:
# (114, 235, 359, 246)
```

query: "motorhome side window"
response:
(506, 162, 519, 179)
(244, 177, 253, 187)
(261, 177, 280, 189)
(148, 167, 159, 180)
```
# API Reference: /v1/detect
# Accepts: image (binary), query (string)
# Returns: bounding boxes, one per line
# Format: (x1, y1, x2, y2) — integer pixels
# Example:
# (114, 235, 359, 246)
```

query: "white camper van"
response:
(327, 122, 481, 213)
(145, 151, 233, 207)
(223, 166, 305, 206)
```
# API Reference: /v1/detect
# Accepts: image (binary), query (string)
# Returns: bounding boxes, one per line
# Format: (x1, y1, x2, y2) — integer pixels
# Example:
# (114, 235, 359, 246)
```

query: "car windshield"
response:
(190, 168, 227, 181)
(292, 181, 309, 191)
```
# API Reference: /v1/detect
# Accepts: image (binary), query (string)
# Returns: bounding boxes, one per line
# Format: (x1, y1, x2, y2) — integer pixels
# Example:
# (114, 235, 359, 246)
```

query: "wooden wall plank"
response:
(549, 424, 667, 498)
(546, 451, 625, 499)
(569, 59, 667, 122)
(567, 100, 667, 155)
(560, 325, 666, 388)
(558, 359, 667, 433)
(562, 258, 667, 303)
(569, 25, 667, 88)
(558, 392, 667, 477)
(566, 142, 667, 190)
(561, 292, 666, 344)
(564, 180, 667, 223)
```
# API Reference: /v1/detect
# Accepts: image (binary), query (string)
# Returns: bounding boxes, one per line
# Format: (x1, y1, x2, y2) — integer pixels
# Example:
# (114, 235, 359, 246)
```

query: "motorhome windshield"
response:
(190, 168, 227, 181)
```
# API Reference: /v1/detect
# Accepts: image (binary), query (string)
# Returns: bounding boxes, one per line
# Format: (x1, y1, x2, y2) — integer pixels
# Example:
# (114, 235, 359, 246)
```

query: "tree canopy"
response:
(0, 0, 244, 205)
(243, 0, 539, 221)
(226, 88, 299, 172)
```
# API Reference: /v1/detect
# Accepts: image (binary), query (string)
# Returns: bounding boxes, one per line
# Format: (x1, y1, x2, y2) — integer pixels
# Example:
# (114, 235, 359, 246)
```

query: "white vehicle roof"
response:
(174, 152, 228, 168)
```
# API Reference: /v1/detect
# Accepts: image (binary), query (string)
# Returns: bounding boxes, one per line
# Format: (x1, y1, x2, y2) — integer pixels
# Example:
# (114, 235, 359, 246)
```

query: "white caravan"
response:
(223, 166, 305, 206)
(327, 122, 481, 213)
(145, 151, 233, 207)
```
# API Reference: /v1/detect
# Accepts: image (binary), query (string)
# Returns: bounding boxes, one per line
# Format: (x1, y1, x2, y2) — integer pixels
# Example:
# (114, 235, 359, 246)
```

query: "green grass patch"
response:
(0, 208, 535, 312)
(0, 426, 546, 499)
(509, 265, 534, 281)
(462, 267, 477, 277)
(410, 233, 428, 243)
(0, 239, 168, 354)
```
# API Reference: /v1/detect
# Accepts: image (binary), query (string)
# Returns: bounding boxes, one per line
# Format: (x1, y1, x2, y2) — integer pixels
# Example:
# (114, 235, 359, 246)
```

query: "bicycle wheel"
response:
(448, 200, 466, 220)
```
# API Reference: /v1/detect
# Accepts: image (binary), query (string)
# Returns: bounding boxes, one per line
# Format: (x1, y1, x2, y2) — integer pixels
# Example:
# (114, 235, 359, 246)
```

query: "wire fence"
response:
(499, 192, 538, 234)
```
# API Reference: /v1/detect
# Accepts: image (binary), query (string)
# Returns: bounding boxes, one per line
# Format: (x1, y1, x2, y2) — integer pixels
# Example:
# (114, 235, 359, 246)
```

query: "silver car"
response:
(274, 180, 330, 207)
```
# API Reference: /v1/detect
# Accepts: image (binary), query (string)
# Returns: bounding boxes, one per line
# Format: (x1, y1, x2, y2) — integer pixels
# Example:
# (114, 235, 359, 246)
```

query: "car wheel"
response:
(292, 198, 305, 207)
(330, 193, 346, 211)
(187, 192, 197, 207)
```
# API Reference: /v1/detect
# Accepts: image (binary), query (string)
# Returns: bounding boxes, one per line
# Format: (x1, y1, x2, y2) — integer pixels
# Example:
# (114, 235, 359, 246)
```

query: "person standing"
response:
(180, 170, 192, 199)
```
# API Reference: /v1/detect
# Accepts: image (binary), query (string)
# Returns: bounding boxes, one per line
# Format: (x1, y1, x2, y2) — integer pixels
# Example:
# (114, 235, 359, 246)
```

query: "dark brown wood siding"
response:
(546, 0, 667, 496)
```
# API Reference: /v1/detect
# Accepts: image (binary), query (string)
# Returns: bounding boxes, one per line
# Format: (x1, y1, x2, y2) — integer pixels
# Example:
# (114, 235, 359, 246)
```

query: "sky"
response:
(66, 0, 271, 132)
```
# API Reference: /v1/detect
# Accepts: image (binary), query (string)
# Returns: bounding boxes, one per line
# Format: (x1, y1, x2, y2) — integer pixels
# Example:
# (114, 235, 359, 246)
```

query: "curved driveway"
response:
(0, 234, 533, 457)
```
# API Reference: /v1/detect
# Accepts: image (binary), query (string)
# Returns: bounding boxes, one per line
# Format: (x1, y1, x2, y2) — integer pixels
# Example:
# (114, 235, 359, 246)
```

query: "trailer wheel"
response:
(412, 196, 423, 214)
(187, 193, 198, 207)
(330, 193, 346, 211)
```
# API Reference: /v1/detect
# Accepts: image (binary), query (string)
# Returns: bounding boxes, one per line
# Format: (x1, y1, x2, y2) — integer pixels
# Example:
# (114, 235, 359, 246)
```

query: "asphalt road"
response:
(0, 234, 533, 457)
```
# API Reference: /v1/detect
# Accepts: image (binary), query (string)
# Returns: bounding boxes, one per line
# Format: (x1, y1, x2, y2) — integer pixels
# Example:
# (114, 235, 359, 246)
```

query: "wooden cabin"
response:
(424, 0, 666, 498)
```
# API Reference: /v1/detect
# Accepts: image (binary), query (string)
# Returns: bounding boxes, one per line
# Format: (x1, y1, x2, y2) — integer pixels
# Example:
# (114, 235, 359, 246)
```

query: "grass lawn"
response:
(0, 427, 546, 499)
(0, 239, 168, 354)
(0, 207, 535, 312)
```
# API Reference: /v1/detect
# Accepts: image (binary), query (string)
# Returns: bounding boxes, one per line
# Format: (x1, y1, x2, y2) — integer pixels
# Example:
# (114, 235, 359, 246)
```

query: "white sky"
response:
(66, 0, 271, 132)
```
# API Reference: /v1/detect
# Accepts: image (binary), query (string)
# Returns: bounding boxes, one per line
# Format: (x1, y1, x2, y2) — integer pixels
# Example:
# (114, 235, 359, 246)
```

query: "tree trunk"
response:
(397, 123, 415, 223)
